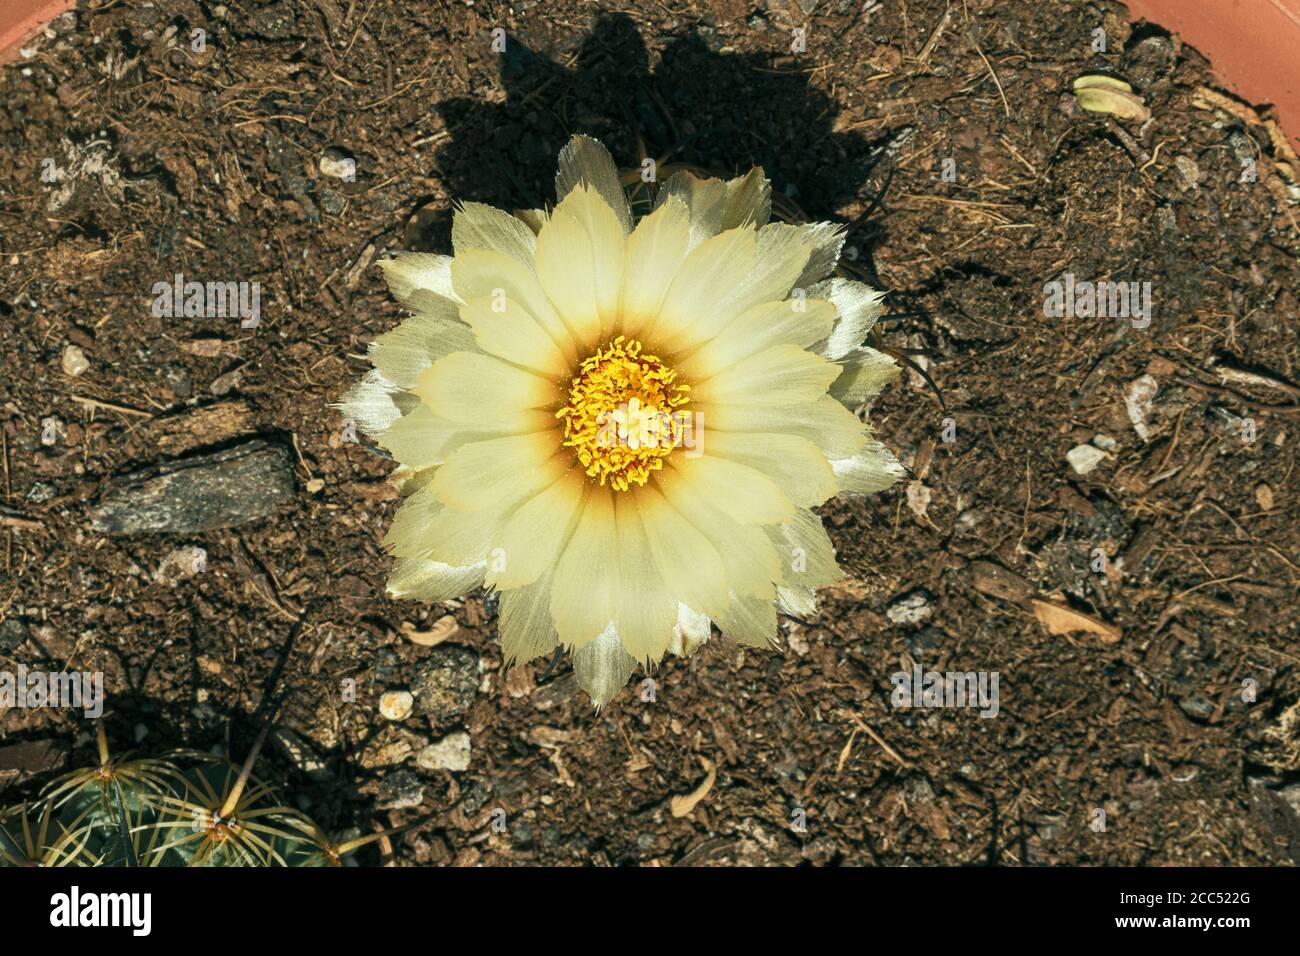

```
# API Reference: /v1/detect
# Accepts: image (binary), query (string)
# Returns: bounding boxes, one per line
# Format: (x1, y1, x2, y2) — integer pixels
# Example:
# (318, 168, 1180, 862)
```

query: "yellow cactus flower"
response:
(340, 135, 904, 707)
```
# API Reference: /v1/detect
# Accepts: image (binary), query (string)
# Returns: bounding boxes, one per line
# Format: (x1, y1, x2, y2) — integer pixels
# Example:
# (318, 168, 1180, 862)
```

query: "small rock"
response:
(1124, 35, 1176, 88)
(163, 365, 193, 399)
(90, 440, 295, 534)
(25, 482, 56, 504)
(375, 769, 425, 810)
(410, 645, 480, 721)
(61, 345, 89, 376)
(0, 617, 29, 653)
(209, 366, 243, 396)
(526, 726, 574, 749)
(1125, 374, 1160, 440)
(1172, 155, 1201, 192)
(416, 731, 471, 772)
(319, 147, 356, 180)
(886, 590, 933, 625)
(380, 690, 414, 721)
(905, 480, 932, 521)
(1177, 693, 1215, 721)
(1091, 433, 1117, 451)
(154, 546, 207, 586)
(1256, 484, 1275, 510)
(1066, 444, 1107, 475)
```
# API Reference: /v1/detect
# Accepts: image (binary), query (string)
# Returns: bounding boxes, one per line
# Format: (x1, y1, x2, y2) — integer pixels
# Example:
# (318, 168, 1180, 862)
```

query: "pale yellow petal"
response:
(809, 278, 886, 359)
(666, 605, 712, 657)
(619, 196, 690, 339)
(637, 484, 729, 621)
(676, 299, 835, 381)
(420, 501, 508, 567)
(459, 295, 568, 376)
(654, 469, 780, 598)
(716, 592, 779, 648)
(646, 226, 756, 345)
(691, 223, 812, 340)
(336, 370, 404, 438)
(705, 395, 868, 460)
(792, 222, 846, 288)
(706, 431, 837, 508)
(721, 167, 772, 229)
(381, 484, 444, 559)
(414, 352, 557, 424)
(377, 254, 456, 306)
(489, 471, 587, 589)
(777, 584, 817, 618)
(515, 208, 549, 235)
(429, 431, 564, 512)
(572, 624, 638, 709)
(555, 134, 633, 235)
(368, 311, 477, 389)
(830, 347, 901, 406)
(768, 508, 842, 588)
(379, 406, 553, 470)
(613, 492, 680, 664)
(452, 201, 537, 267)
(386, 557, 484, 603)
(450, 249, 577, 365)
(832, 441, 906, 494)
(535, 184, 625, 351)
(550, 489, 618, 652)
(692, 344, 840, 406)
(663, 452, 793, 526)
(654, 171, 728, 251)
(499, 571, 560, 665)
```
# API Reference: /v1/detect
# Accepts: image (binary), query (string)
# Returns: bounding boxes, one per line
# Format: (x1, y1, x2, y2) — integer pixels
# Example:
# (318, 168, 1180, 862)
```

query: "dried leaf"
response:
(1073, 74, 1134, 93)
(670, 756, 717, 817)
(402, 614, 459, 647)
(1032, 599, 1122, 643)
(1076, 86, 1151, 123)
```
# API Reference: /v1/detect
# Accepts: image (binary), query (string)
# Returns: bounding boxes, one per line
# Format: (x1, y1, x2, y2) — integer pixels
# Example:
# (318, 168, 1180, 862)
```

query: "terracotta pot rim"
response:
(0, 0, 77, 68)
(1121, 0, 1300, 153)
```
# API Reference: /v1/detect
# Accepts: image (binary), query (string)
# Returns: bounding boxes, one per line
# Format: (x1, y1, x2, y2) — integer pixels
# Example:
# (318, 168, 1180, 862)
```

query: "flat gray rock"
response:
(91, 440, 295, 535)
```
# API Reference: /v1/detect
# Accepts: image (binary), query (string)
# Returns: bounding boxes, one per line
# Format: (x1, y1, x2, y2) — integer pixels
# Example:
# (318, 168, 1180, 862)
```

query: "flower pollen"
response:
(556, 336, 690, 491)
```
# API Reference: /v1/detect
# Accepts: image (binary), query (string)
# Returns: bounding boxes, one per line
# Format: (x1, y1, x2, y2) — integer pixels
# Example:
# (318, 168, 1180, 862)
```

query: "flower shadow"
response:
(428, 13, 897, 258)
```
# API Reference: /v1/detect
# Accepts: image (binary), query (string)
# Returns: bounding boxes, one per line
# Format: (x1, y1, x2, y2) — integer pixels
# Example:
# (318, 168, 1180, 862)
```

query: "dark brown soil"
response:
(2, 0, 1298, 866)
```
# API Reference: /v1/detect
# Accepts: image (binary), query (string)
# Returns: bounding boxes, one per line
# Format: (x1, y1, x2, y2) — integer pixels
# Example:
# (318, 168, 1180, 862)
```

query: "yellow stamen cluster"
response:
(556, 336, 690, 491)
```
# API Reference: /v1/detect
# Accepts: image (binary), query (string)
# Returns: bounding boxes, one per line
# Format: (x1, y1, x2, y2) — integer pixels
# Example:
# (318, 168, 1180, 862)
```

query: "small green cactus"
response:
(0, 723, 399, 868)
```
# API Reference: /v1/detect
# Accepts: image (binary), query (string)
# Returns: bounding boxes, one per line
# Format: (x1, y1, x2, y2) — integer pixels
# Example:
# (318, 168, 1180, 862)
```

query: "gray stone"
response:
(375, 769, 425, 810)
(410, 645, 479, 721)
(90, 440, 295, 535)
(0, 617, 28, 653)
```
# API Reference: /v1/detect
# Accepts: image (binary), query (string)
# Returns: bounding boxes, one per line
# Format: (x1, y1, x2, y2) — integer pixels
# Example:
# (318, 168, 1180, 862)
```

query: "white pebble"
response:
(379, 690, 413, 721)
(417, 731, 471, 772)
(61, 345, 89, 376)
(1067, 444, 1107, 475)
